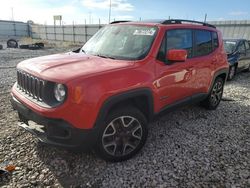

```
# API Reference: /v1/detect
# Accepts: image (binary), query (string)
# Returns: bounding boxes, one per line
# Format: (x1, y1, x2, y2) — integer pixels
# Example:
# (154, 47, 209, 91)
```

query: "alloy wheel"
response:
(210, 80, 223, 106)
(102, 116, 143, 157)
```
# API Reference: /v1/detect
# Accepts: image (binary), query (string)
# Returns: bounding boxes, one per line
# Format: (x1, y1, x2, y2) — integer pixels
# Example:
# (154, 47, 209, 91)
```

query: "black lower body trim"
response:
(11, 95, 97, 150)
(158, 93, 208, 115)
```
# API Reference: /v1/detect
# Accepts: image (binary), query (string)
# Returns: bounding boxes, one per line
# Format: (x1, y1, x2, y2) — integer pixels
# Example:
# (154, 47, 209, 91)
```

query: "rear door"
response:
(191, 30, 217, 94)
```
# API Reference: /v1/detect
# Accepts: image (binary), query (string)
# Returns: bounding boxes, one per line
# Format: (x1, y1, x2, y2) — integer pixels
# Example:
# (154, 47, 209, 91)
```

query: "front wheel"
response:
(201, 77, 224, 110)
(95, 106, 148, 162)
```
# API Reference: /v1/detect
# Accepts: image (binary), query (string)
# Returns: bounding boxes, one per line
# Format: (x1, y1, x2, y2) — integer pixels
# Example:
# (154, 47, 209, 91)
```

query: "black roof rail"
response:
(162, 19, 216, 28)
(110, 20, 131, 24)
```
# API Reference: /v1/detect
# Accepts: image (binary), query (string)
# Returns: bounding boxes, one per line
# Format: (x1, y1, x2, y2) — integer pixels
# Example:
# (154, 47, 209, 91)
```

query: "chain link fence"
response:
(0, 20, 31, 38)
(1, 19, 250, 43)
(31, 23, 104, 43)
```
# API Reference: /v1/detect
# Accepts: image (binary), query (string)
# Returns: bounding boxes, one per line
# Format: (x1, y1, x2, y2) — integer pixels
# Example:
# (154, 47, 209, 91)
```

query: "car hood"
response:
(17, 52, 135, 82)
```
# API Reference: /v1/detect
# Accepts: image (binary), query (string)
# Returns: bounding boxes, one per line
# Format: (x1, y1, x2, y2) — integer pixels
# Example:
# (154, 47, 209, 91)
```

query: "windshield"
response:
(81, 25, 158, 60)
(223, 40, 237, 54)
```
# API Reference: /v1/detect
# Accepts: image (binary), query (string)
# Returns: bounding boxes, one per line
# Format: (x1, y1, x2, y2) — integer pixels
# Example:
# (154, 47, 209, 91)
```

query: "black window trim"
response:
(156, 28, 219, 63)
(212, 31, 219, 50)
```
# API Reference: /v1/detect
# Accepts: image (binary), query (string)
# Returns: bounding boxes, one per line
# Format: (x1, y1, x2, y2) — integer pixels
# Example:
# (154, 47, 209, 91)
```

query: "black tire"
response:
(19, 44, 29, 49)
(95, 106, 148, 162)
(201, 77, 224, 110)
(0, 44, 3, 50)
(35, 42, 44, 48)
(227, 65, 236, 80)
(29, 44, 41, 50)
(7, 39, 18, 48)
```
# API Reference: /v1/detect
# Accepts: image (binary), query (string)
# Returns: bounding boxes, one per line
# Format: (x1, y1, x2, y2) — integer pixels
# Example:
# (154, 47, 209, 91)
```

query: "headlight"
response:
(54, 84, 66, 102)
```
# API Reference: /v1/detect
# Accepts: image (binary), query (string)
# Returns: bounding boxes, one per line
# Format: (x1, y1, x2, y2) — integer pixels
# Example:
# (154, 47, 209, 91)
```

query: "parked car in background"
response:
(223, 39, 250, 80)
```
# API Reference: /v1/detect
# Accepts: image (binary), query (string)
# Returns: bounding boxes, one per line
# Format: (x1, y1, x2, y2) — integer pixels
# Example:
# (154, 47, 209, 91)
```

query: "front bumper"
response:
(11, 95, 97, 150)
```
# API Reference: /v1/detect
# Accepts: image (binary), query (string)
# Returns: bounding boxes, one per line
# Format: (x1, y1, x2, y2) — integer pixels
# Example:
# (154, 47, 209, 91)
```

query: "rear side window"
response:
(194, 30, 213, 57)
(166, 29, 193, 58)
(212, 32, 219, 49)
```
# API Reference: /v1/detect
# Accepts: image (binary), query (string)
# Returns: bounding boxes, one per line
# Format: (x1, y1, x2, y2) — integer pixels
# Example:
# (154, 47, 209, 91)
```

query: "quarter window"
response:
(194, 30, 213, 57)
(212, 32, 219, 49)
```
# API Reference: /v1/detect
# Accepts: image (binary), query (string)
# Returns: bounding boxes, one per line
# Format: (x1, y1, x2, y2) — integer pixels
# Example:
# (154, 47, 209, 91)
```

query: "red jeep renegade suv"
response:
(11, 19, 228, 162)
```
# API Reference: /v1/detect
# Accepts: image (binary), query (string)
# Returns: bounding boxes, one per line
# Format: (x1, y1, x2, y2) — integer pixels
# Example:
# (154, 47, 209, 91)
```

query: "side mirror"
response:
(167, 49, 187, 62)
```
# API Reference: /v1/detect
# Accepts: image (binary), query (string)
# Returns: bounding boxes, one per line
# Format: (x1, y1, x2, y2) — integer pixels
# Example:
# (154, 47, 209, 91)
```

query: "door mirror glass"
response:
(166, 49, 187, 62)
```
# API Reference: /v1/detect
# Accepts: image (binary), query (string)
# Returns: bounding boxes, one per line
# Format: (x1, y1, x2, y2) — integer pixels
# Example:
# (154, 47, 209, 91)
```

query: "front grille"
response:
(16, 70, 45, 102)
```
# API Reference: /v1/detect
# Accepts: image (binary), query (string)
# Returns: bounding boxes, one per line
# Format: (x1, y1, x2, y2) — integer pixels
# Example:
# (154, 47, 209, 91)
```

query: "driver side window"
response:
(157, 29, 193, 62)
(167, 29, 193, 58)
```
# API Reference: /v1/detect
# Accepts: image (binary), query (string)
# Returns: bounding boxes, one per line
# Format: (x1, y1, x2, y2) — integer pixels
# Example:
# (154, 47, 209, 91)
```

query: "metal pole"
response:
(62, 23, 64, 41)
(45, 22, 48, 40)
(13, 21, 16, 36)
(54, 24, 56, 41)
(27, 23, 30, 37)
(108, 0, 111, 23)
(85, 19, 87, 43)
(73, 21, 75, 43)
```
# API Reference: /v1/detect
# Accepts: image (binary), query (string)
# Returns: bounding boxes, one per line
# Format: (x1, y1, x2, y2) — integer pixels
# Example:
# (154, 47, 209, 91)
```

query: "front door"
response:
(155, 29, 196, 111)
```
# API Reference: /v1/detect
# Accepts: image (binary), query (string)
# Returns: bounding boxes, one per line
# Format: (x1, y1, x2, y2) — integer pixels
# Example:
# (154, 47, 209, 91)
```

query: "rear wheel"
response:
(227, 65, 236, 80)
(95, 106, 148, 162)
(201, 77, 224, 110)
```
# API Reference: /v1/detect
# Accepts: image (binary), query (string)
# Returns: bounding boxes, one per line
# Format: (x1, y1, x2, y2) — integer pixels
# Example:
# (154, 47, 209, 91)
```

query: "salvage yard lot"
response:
(0, 48, 249, 187)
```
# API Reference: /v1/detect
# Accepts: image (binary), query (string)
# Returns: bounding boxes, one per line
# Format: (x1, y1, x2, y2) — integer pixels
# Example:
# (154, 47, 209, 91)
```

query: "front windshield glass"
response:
(223, 40, 237, 54)
(81, 25, 158, 60)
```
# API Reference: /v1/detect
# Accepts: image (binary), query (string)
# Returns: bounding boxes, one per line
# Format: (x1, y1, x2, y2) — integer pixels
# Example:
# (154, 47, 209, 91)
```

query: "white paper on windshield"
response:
(133, 28, 156, 36)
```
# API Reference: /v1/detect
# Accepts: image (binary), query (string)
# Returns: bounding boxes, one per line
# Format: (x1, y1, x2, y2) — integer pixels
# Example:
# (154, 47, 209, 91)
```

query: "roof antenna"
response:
(204, 13, 207, 23)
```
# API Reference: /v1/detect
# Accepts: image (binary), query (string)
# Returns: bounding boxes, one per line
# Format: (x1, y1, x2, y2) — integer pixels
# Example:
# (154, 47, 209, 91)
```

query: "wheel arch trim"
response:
(95, 88, 154, 128)
(209, 68, 228, 93)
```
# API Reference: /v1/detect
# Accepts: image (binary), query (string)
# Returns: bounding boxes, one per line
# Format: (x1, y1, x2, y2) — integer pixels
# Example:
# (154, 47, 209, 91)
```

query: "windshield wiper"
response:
(94, 54, 116, 59)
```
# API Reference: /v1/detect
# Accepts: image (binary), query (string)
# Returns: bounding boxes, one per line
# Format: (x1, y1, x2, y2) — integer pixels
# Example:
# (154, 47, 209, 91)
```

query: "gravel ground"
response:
(0, 48, 249, 188)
